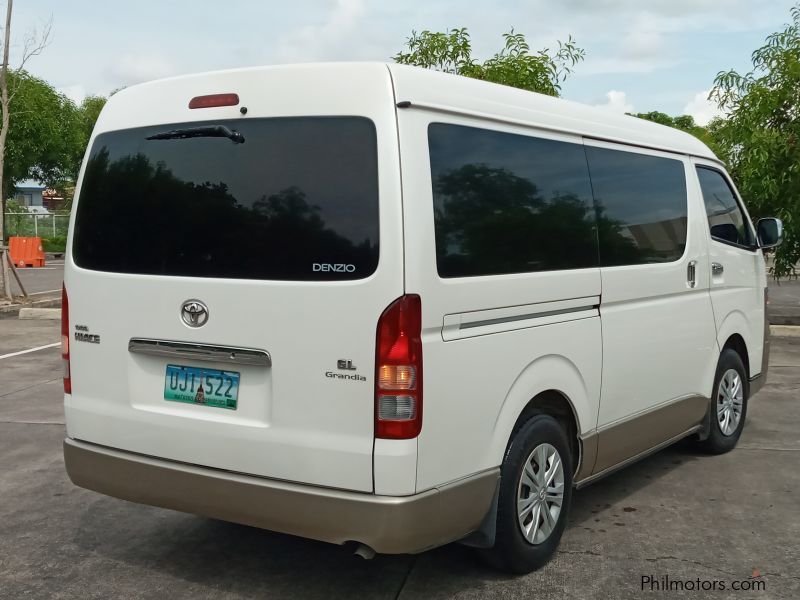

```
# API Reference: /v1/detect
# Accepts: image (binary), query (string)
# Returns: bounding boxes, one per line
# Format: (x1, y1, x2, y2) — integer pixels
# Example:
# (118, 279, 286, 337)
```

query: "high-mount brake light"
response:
(375, 295, 422, 439)
(61, 284, 71, 394)
(188, 93, 240, 109)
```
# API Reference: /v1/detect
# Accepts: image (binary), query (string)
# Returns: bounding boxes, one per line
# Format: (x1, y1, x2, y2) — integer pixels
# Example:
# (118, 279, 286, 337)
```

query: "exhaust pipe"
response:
(353, 543, 376, 560)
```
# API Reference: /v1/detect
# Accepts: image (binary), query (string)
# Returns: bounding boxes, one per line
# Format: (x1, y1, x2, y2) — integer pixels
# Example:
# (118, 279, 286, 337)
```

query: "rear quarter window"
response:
(72, 117, 379, 281)
(585, 146, 688, 266)
(428, 123, 598, 278)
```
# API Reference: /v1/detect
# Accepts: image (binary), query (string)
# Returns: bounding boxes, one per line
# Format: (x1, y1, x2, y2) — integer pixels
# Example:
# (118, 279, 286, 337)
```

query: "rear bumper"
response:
(63, 438, 498, 554)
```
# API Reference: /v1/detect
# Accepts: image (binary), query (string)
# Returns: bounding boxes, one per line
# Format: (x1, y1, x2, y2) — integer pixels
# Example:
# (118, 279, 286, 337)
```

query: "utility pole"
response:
(0, 1, 51, 300)
(0, 0, 12, 300)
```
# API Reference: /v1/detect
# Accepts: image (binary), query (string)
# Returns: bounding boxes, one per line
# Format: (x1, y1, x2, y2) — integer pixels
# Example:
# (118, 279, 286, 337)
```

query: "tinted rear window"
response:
(73, 117, 379, 280)
(429, 123, 598, 277)
(585, 146, 688, 266)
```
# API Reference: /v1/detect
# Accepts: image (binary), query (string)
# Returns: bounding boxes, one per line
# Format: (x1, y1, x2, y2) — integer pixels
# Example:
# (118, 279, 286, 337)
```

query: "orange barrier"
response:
(8, 236, 46, 268)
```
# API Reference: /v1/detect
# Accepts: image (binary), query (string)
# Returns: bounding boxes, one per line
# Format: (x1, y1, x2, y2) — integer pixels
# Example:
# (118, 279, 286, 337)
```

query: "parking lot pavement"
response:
(769, 278, 800, 325)
(9, 259, 64, 297)
(1, 322, 798, 600)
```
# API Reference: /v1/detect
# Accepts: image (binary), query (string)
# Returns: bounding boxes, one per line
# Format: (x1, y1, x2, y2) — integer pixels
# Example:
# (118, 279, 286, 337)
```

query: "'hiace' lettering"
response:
(313, 263, 356, 273)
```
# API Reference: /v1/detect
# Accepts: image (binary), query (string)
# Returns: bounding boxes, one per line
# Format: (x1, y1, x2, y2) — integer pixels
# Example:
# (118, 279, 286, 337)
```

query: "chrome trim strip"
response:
(442, 296, 600, 341)
(460, 304, 598, 330)
(128, 338, 271, 367)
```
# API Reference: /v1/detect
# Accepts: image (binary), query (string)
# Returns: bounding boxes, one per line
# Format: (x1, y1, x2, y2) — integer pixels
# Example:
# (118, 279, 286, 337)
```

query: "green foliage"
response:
(1, 72, 106, 198)
(710, 4, 800, 276)
(393, 28, 584, 96)
(78, 96, 106, 142)
(41, 235, 66, 252)
(4, 198, 25, 212)
(631, 111, 724, 157)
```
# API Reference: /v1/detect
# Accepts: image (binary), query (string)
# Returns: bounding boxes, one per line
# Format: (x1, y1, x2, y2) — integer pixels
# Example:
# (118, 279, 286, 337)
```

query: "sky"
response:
(9, 0, 800, 125)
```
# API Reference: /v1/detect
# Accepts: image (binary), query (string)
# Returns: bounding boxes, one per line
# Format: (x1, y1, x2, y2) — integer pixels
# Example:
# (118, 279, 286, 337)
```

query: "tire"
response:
(482, 414, 573, 574)
(697, 348, 749, 454)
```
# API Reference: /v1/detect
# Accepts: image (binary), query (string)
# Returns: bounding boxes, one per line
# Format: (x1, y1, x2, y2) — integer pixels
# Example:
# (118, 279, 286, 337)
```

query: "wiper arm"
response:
(146, 125, 245, 144)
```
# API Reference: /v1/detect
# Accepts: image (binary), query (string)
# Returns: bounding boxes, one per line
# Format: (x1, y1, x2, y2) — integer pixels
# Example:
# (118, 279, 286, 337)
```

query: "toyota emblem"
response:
(181, 300, 209, 328)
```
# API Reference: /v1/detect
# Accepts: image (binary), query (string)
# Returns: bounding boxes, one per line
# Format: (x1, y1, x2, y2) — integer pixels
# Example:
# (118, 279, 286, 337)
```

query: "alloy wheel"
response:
(516, 443, 565, 544)
(717, 368, 744, 436)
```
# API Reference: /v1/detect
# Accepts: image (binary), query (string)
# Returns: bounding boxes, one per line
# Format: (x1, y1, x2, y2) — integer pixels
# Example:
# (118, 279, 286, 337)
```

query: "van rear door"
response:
(64, 65, 404, 493)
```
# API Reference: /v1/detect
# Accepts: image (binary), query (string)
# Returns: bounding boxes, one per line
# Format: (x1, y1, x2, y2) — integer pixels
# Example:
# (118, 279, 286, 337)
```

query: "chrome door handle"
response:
(687, 260, 697, 288)
(712, 262, 724, 276)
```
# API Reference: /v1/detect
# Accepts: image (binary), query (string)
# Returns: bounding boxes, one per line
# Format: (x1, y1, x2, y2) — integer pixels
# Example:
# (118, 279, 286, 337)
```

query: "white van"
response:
(62, 63, 783, 573)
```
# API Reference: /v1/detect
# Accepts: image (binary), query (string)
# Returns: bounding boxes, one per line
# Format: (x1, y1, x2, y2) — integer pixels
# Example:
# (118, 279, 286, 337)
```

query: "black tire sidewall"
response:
(492, 414, 573, 574)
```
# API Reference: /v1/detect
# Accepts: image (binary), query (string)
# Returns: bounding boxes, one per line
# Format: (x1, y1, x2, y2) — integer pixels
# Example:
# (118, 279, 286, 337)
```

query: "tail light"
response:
(375, 295, 422, 439)
(61, 284, 71, 394)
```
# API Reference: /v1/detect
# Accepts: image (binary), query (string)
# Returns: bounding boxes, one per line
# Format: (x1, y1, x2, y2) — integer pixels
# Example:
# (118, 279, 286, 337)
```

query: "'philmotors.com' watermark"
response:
(641, 573, 766, 593)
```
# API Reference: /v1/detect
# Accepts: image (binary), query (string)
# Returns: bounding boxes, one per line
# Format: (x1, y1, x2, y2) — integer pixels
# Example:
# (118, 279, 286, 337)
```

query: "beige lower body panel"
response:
(751, 305, 770, 396)
(575, 394, 708, 485)
(63, 438, 498, 554)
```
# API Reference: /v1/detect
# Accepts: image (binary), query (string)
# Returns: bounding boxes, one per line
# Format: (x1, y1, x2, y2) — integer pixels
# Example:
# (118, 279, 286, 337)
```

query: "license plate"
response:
(164, 364, 240, 410)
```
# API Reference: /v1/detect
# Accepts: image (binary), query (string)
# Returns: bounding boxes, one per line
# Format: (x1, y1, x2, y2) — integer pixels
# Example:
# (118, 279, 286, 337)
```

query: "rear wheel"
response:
(483, 414, 573, 574)
(697, 348, 748, 454)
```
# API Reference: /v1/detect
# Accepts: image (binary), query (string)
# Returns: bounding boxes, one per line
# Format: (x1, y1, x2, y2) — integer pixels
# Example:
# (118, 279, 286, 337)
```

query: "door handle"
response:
(712, 262, 724, 276)
(687, 260, 697, 288)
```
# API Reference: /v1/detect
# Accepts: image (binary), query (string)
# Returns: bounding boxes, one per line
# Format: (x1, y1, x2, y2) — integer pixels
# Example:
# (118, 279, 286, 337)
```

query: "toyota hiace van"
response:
(62, 63, 783, 573)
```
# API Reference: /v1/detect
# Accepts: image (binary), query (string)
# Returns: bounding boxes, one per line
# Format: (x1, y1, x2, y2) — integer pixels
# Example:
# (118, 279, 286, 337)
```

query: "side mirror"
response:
(756, 217, 783, 249)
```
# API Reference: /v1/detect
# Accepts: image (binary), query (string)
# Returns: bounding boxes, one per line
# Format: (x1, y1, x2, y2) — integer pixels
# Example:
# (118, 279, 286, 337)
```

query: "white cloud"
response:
(57, 84, 86, 105)
(275, 0, 367, 62)
(582, 13, 676, 76)
(105, 53, 176, 86)
(682, 90, 725, 125)
(618, 13, 668, 60)
(594, 90, 634, 113)
(559, 0, 777, 27)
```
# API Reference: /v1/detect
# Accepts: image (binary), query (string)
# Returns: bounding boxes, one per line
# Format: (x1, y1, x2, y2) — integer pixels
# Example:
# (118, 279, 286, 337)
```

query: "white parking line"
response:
(29, 289, 61, 296)
(0, 342, 60, 360)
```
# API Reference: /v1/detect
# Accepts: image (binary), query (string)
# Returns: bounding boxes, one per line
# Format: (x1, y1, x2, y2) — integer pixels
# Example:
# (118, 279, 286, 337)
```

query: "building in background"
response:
(13, 180, 46, 210)
(11, 180, 66, 213)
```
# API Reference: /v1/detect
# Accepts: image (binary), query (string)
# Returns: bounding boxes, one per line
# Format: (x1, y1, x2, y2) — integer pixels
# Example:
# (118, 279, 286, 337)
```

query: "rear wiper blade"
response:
(146, 124, 245, 144)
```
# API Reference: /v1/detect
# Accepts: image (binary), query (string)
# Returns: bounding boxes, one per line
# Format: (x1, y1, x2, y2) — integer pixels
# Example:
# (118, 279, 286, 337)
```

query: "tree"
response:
(393, 28, 584, 96)
(1, 71, 86, 197)
(710, 4, 800, 277)
(78, 96, 106, 142)
(0, 0, 51, 298)
(631, 111, 723, 157)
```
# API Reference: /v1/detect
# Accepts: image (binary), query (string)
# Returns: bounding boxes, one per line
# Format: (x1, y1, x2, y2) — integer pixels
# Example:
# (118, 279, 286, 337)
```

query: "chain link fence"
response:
(4, 212, 70, 239)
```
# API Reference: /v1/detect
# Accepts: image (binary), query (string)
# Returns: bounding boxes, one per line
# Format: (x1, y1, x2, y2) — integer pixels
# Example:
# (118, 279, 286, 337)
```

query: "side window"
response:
(696, 167, 754, 248)
(585, 146, 688, 266)
(428, 123, 598, 278)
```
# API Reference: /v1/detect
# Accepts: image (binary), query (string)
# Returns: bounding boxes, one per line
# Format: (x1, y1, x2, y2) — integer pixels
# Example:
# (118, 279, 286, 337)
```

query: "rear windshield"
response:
(72, 117, 379, 281)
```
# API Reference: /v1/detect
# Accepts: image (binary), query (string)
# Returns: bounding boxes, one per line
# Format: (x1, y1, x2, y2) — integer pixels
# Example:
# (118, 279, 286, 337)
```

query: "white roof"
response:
(386, 63, 718, 161)
(103, 62, 718, 162)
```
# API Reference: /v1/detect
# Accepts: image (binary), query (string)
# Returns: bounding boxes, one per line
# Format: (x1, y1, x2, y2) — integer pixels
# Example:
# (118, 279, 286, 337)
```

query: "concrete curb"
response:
(18, 308, 61, 320)
(769, 315, 800, 326)
(0, 297, 61, 320)
(770, 325, 800, 338)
